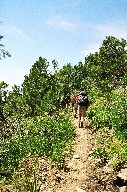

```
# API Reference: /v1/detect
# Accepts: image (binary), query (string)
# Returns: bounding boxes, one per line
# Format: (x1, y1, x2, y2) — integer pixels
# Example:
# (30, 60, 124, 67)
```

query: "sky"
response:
(1, 0, 127, 90)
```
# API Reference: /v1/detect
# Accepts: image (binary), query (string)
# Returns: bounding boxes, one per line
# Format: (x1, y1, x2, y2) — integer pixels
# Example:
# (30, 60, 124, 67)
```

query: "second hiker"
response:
(77, 91, 89, 128)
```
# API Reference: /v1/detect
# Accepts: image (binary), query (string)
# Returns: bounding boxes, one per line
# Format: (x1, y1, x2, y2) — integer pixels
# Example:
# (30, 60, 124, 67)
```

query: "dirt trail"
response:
(55, 117, 98, 192)
(37, 113, 119, 192)
(53, 116, 119, 192)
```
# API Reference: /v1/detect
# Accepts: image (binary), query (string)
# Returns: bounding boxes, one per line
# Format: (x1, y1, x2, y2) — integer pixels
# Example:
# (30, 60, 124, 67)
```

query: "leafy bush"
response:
(110, 87, 127, 131)
(107, 137, 127, 169)
(87, 85, 127, 168)
(91, 147, 108, 160)
(0, 113, 74, 174)
(87, 96, 111, 128)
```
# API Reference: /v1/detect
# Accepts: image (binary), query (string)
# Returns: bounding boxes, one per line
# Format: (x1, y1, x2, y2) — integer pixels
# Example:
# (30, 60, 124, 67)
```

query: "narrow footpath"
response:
(39, 115, 120, 192)
(55, 117, 97, 192)
(53, 116, 119, 192)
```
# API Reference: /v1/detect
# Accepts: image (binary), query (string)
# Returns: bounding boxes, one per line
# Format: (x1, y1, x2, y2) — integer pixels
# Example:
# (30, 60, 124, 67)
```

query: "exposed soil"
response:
(38, 116, 119, 192)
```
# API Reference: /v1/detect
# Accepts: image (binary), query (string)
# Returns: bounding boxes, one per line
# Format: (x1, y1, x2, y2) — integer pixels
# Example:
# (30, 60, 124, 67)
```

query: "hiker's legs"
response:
(65, 103, 69, 110)
(72, 103, 74, 112)
(73, 103, 78, 118)
(77, 105, 80, 120)
(78, 106, 87, 127)
(77, 105, 87, 127)
(78, 105, 81, 127)
(80, 106, 84, 127)
(81, 106, 87, 127)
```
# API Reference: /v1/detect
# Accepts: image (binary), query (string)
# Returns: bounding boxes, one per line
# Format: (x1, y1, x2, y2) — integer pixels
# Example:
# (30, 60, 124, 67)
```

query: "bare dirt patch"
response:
(38, 116, 119, 192)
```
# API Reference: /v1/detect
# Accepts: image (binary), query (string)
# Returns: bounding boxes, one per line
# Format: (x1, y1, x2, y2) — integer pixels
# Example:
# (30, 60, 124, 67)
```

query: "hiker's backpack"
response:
(72, 95, 76, 104)
(77, 94, 89, 106)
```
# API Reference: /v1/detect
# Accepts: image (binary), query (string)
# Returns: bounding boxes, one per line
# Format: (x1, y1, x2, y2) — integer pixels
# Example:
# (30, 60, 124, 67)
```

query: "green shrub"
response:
(110, 87, 127, 131)
(87, 97, 111, 128)
(91, 147, 108, 159)
(88, 86, 127, 169)
(0, 113, 74, 174)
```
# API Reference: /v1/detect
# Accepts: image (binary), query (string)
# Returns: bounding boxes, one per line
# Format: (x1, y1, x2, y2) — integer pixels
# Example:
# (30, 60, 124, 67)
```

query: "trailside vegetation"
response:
(85, 36, 127, 169)
(0, 58, 75, 173)
(0, 35, 11, 59)
(0, 36, 127, 190)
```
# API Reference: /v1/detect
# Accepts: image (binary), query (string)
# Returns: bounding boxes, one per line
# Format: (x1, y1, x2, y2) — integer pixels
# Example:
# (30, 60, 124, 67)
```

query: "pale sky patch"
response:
(81, 20, 127, 57)
(0, 72, 23, 91)
(46, 16, 77, 30)
(16, 69, 28, 75)
(11, 27, 33, 42)
(11, 27, 28, 38)
(94, 22, 127, 40)
(81, 45, 100, 57)
(1, 0, 127, 88)
(64, 2, 80, 8)
(1, 25, 33, 43)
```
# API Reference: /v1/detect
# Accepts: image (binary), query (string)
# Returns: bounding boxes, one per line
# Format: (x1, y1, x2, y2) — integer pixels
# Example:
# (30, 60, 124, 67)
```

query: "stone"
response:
(73, 154, 80, 159)
(119, 186, 127, 192)
(118, 168, 127, 181)
(113, 168, 127, 191)
(103, 160, 114, 174)
(75, 186, 86, 192)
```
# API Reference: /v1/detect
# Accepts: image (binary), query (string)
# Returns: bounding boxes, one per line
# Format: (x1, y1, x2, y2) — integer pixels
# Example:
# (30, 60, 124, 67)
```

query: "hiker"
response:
(60, 94, 71, 110)
(77, 91, 89, 128)
(71, 93, 78, 118)
(60, 97, 66, 108)
(64, 94, 71, 109)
